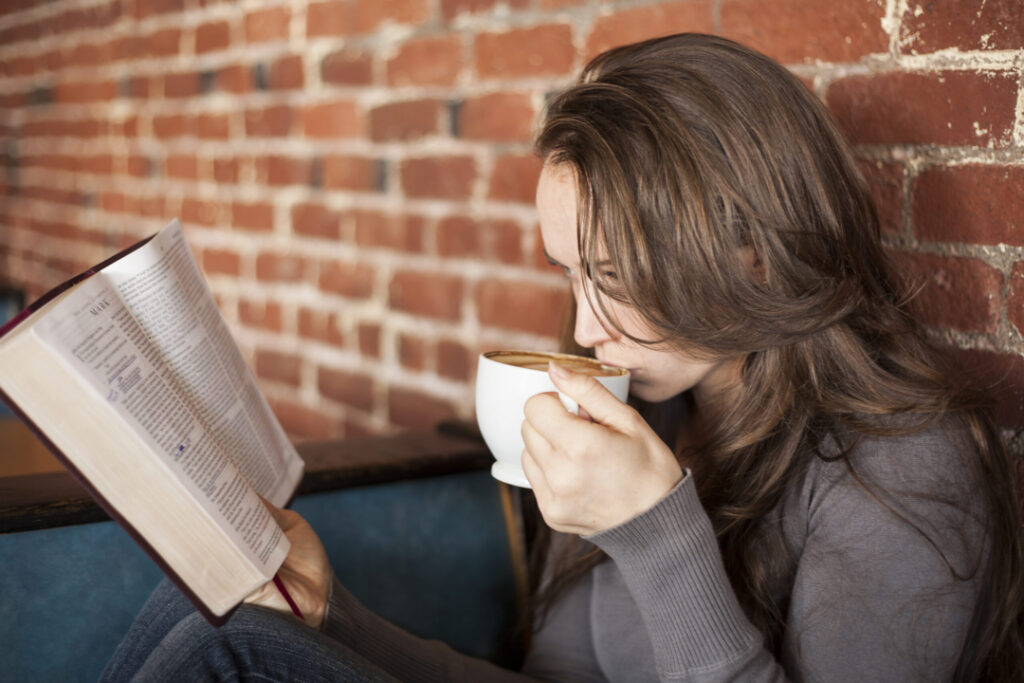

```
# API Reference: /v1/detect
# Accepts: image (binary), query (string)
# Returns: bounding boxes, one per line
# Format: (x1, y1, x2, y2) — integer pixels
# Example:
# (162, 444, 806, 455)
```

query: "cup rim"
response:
(481, 349, 629, 376)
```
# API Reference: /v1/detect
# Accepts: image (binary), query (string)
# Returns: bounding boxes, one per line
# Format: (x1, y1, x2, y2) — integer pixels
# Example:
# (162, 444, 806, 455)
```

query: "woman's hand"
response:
(244, 502, 331, 629)
(521, 363, 684, 536)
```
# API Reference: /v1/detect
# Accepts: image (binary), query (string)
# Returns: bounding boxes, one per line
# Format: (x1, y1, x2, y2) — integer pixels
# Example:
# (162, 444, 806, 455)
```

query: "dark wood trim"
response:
(1, 422, 490, 534)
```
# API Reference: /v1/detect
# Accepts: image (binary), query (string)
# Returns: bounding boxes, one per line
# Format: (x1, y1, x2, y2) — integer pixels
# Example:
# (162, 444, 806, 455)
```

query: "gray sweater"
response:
(323, 421, 988, 681)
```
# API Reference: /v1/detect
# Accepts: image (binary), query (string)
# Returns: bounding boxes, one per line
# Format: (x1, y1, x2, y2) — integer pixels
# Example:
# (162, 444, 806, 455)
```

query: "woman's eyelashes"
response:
(544, 253, 577, 279)
(543, 253, 616, 286)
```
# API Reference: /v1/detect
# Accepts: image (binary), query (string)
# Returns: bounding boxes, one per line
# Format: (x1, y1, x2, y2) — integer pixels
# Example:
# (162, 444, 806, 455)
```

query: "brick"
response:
(195, 20, 230, 54)
(889, 251, 1003, 333)
(202, 247, 240, 276)
(388, 387, 456, 430)
(318, 367, 374, 411)
(239, 299, 284, 332)
(476, 279, 569, 335)
(475, 25, 575, 79)
(456, 93, 534, 142)
(213, 158, 239, 183)
(859, 160, 904, 236)
(307, 1, 349, 37)
(437, 215, 481, 258)
(489, 153, 542, 205)
(827, 71, 1017, 147)
(441, 0, 528, 20)
(56, 80, 118, 103)
(256, 252, 311, 282)
(912, 165, 1024, 246)
(369, 99, 441, 141)
(946, 347, 1024, 428)
(389, 270, 463, 320)
(399, 334, 428, 370)
(118, 115, 141, 138)
(299, 308, 345, 346)
(163, 72, 199, 98)
(101, 192, 127, 213)
(437, 340, 471, 381)
(113, 35, 143, 61)
(350, 0, 429, 33)
(126, 155, 151, 177)
(1008, 262, 1024, 337)
(232, 201, 274, 232)
(8, 55, 36, 77)
(197, 113, 230, 139)
(134, 0, 185, 20)
(322, 155, 377, 191)
(354, 210, 424, 252)
(292, 202, 341, 239)
(140, 195, 169, 219)
(66, 41, 109, 68)
(588, 2, 715, 59)
(219, 64, 252, 93)
(269, 399, 335, 440)
(303, 100, 362, 138)
(720, 0, 886, 63)
(256, 155, 313, 186)
(400, 156, 476, 199)
(359, 323, 381, 357)
(245, 105, 293, 137)
(437, 216, 521, 262)
(165, 154, 198, 180)
(84, 154, 114, 174)
(321, 48, 373, 85)
(387, 35, 462, 86)
(319, 261, 375, 298)
(269, 54, 304, 90)
(182, 197, 224, 227)
(297, 308, 325, 343)
(255, 349, 301, 386)
(900, 0, 1024, 53)
(153, 114, 192, 138)
(489, 219, 523, 264)
(245, 6, 291, 43)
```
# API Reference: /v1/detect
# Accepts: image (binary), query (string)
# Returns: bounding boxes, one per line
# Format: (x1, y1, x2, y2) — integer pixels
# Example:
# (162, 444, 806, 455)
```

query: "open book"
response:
(0, 219, 305, 624)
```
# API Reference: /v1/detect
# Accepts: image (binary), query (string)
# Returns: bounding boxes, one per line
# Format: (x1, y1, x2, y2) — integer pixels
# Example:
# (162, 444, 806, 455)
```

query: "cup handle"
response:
(557, 391, 578, 415)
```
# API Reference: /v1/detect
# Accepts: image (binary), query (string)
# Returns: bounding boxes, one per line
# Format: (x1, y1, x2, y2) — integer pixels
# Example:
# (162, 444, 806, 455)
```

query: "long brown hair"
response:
(528, 33, 1023, 680)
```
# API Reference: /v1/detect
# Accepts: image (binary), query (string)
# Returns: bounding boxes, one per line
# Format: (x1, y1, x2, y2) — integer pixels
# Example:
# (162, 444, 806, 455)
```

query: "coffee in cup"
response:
(475, 350, 630, 488)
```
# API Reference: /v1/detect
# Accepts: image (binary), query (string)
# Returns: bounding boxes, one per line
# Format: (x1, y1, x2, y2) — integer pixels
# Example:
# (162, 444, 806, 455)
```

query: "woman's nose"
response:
(573, 289, 613, 349)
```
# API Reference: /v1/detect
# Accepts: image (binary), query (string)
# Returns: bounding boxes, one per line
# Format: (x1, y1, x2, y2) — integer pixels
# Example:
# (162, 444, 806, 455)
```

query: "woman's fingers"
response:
(547, 362, 636, 431)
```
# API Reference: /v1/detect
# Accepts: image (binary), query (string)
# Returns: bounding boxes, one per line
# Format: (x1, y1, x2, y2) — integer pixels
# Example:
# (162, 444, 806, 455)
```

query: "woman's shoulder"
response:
(790, 413, 988, 540)
(810, 413, 979, 490)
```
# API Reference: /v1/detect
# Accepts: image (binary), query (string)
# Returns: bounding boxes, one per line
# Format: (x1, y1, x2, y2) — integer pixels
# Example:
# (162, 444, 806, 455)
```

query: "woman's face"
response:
(536, 163, 743, 406)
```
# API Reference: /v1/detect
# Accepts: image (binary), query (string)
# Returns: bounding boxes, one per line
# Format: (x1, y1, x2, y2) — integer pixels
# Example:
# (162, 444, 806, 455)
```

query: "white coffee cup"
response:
(475, 350, 631, 488)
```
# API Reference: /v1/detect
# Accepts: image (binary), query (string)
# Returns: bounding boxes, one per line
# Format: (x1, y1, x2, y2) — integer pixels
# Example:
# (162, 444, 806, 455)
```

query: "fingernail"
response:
(548, 361, 571, 379)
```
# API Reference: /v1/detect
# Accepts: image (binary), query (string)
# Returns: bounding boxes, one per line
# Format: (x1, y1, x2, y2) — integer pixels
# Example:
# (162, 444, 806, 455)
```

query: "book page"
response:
(31, 222, 300, 574)
(102, 220, 303, 505)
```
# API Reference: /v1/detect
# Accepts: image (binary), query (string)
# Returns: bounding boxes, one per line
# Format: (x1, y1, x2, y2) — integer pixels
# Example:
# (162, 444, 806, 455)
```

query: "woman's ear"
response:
(738, 246, 767, 284)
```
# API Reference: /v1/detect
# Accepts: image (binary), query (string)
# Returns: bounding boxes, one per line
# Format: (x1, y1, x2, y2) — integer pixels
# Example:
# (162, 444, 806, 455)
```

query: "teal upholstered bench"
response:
(0, 427, 525, 683)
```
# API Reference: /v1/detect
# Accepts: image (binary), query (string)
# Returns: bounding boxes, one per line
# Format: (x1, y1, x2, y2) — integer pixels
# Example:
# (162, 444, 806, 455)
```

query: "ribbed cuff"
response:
(586, 473, 761, 677)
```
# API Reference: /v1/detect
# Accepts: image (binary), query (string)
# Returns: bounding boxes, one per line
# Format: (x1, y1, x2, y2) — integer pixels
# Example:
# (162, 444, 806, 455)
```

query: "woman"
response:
(102, 33, 1023, 682)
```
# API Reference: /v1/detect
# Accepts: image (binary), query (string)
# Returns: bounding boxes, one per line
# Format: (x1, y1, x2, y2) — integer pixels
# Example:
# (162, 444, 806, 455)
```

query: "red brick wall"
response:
(1, 0, 1022, 440)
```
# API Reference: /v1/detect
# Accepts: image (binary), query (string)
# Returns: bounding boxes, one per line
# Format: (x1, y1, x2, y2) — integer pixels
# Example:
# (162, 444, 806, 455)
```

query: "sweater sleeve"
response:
(587, 426, 988, 682)
(587, 473, 786, 682)
(320, 574, 537, 683)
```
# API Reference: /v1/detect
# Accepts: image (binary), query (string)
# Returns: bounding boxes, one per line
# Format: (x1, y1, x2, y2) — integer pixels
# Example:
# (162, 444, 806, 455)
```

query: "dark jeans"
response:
(100, 580, 398, 682)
